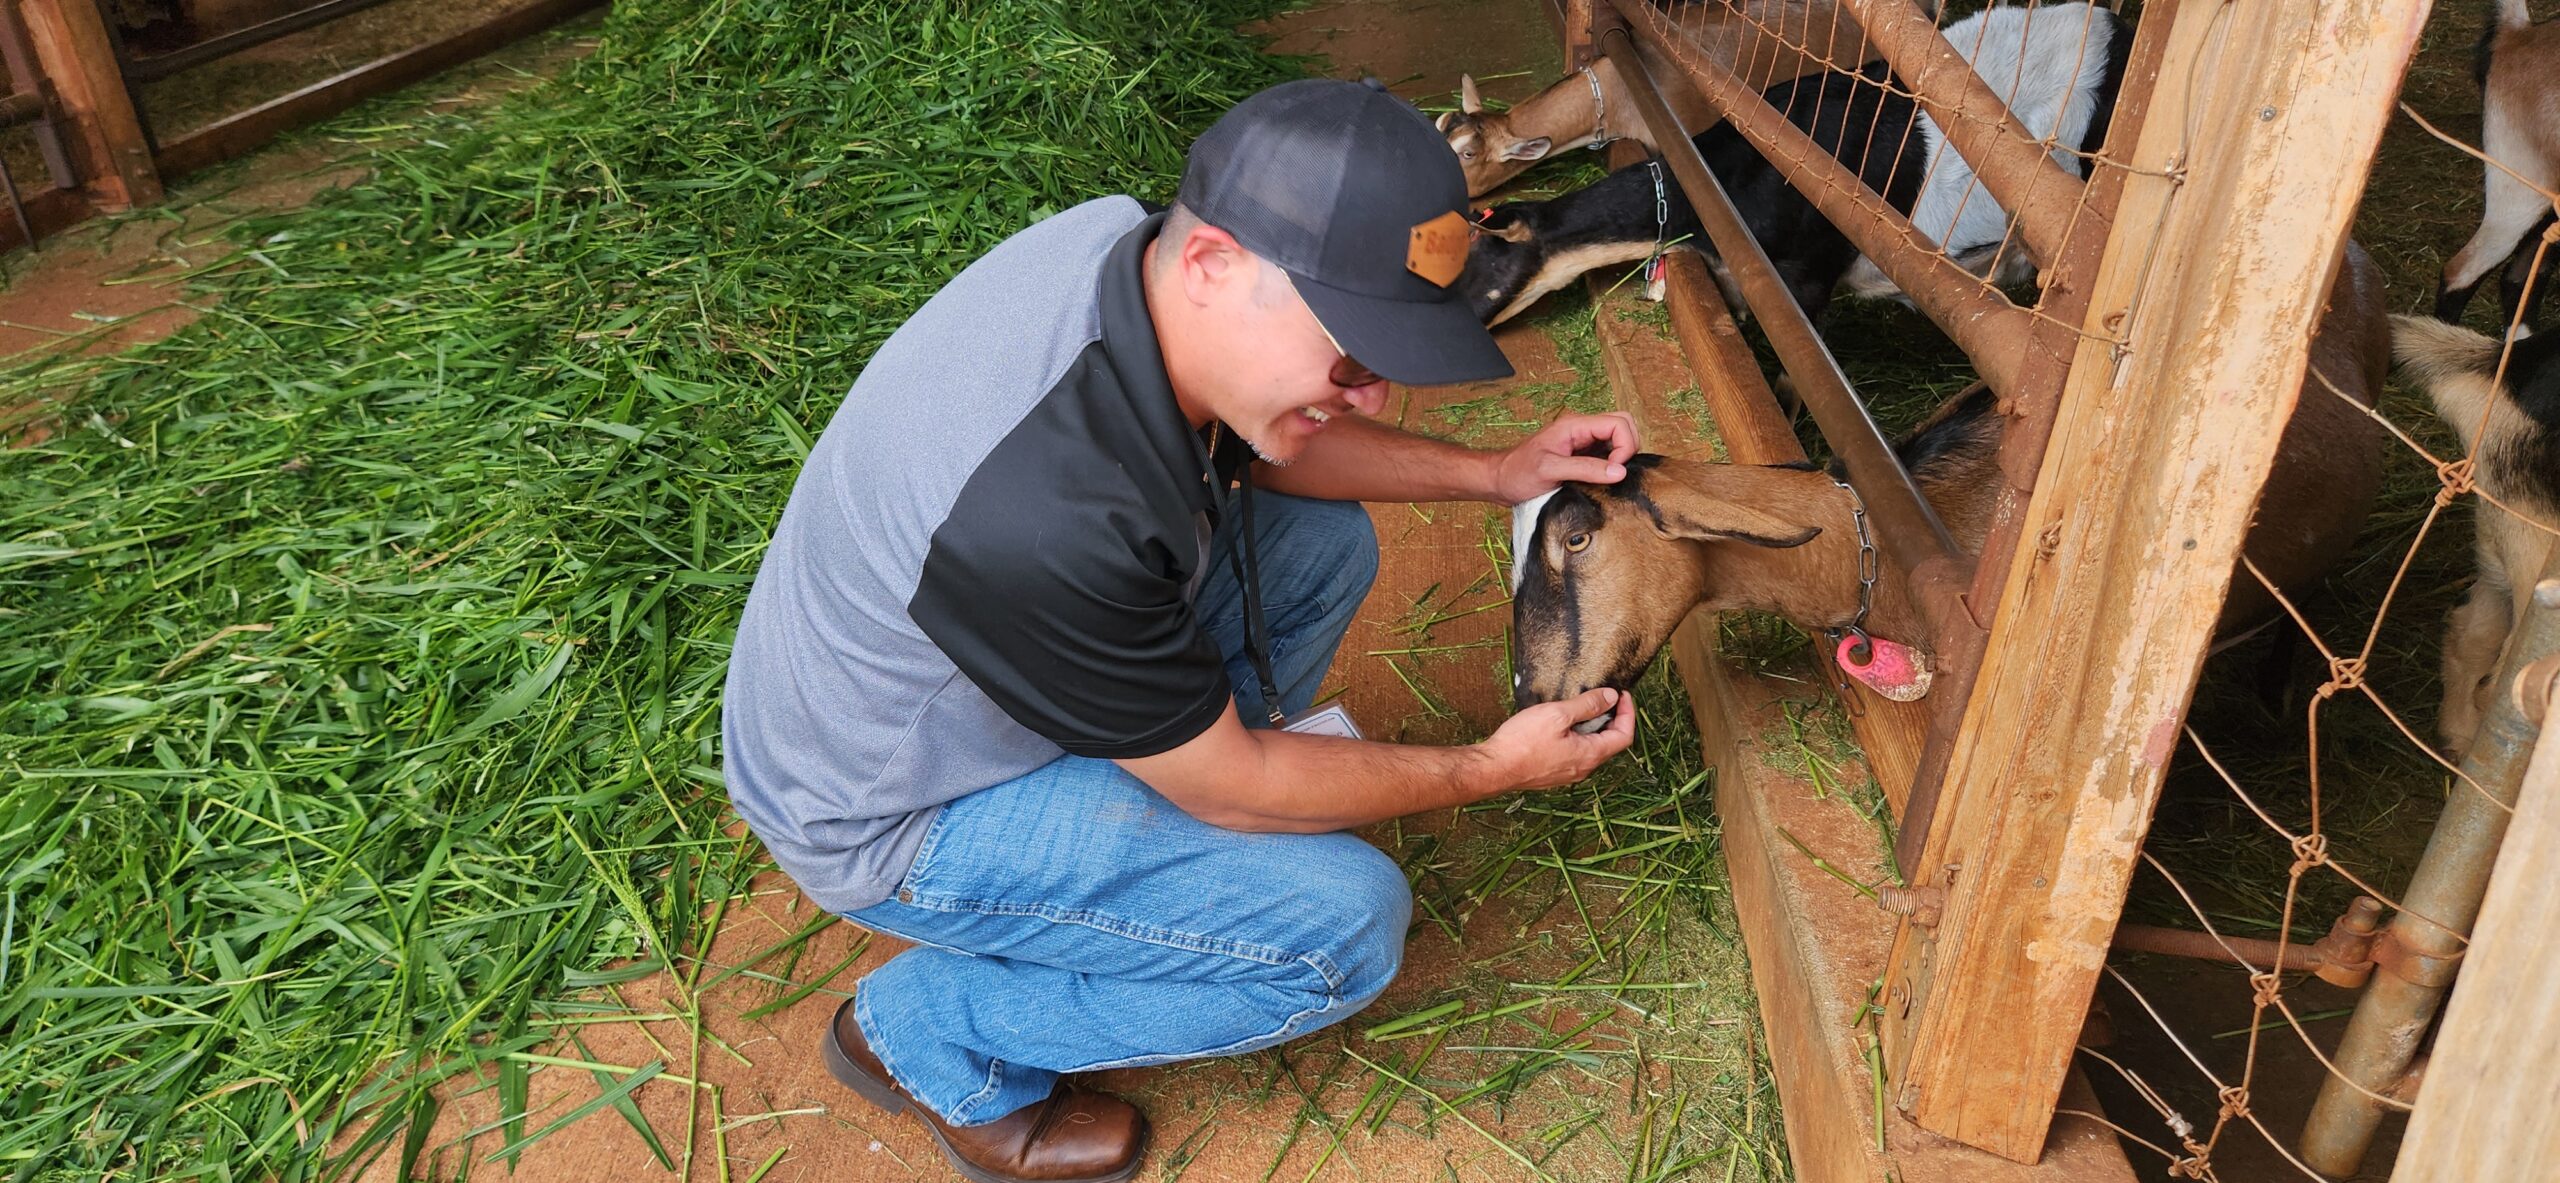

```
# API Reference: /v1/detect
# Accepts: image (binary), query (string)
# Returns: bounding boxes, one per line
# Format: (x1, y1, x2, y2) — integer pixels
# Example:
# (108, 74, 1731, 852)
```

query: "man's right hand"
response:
(1481, 687, 1636, 791)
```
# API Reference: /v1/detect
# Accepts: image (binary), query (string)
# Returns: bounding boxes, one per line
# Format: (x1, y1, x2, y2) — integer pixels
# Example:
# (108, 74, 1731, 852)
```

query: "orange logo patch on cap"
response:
(1407, 211, 1470, 287)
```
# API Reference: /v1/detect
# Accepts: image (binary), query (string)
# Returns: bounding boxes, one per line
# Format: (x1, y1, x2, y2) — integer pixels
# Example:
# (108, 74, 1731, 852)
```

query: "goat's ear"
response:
(1500, 136, 1553, 162)
(1643, 475, 1822, 549)
(1475, 207, 1533, 244)
(1461, 74, 1484, 114)
(1434, 111, 1456, 133)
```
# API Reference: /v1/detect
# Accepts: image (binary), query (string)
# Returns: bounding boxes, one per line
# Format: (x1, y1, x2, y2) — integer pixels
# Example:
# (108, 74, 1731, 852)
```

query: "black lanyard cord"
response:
(1225, 466, 1288, 726)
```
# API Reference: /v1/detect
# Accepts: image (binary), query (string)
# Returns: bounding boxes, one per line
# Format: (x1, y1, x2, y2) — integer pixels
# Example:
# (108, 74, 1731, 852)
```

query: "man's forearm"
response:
(1254, 415, 1501, 503)
(1197, 731, 1512, 832)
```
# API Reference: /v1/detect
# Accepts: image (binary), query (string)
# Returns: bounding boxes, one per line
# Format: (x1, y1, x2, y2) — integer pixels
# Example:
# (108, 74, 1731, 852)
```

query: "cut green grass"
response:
(0, 1, 1300, 1177)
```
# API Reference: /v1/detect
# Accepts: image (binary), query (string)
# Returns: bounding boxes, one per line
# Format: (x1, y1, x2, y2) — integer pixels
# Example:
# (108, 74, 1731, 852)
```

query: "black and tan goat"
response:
(2386, 315, 2560, 757)
(1510, 244, 2390, 709)
(1435, 0, 1867, 198)
(2434, 0, 2560, 330)
(1462, 61, 1924, 328)
(1461, 2, 2131, 328)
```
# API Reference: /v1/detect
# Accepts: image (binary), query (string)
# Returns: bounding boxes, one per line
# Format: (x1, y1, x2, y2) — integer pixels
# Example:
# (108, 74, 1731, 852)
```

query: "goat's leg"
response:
(2497, 213, 2559, 334)
(2438, 104, 2554, 323)
(2438, 571, 2513, 758)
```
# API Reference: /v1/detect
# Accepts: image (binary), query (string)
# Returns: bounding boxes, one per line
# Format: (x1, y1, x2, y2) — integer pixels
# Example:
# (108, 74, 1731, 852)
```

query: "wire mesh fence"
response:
(1602, 0, 2555, 1176)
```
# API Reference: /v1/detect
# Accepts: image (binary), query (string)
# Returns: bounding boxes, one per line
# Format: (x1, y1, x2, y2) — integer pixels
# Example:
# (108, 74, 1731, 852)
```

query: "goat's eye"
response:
(1565, 532, 1591, 553)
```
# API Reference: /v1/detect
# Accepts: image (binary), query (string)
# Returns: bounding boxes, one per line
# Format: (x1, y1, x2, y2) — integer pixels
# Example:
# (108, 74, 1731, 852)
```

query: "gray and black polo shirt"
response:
(722, 196, 1254, 914)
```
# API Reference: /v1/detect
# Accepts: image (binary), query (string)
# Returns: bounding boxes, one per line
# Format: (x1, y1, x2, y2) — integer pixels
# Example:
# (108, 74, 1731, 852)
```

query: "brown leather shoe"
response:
(822, 997, 1149, 1183)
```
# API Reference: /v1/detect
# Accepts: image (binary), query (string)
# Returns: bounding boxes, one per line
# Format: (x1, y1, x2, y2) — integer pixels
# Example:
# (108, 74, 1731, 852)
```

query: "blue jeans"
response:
(847, 491, 1399, 1126)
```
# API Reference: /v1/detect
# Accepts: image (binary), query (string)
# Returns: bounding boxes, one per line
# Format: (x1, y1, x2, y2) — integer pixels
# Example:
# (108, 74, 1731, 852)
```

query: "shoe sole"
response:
(821, 998, 1148, 1183)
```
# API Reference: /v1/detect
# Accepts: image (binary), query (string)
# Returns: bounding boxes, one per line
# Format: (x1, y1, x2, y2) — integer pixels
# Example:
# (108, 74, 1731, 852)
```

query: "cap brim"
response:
(1291, 271, 1514, 387)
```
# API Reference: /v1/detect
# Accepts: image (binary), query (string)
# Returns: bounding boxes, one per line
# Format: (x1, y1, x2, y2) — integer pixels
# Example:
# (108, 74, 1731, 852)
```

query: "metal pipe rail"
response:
(2301, 561, 2560, 1175)
(1608, 0, 2038, 402)
(1595, 17, 1970, 610)
(1837, 0, 2091, 268)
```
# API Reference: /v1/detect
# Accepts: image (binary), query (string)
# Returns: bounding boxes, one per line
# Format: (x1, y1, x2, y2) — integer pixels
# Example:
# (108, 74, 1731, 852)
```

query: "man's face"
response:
(1165, 226, 1392, 465)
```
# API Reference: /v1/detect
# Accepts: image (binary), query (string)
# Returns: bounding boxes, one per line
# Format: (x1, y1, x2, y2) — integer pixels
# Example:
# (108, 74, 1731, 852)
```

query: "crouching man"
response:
(722, 78, 1637, 1183)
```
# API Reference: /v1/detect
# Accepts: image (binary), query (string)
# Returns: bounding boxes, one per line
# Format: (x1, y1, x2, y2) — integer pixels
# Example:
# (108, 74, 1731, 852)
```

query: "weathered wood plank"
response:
(17, 0, 160, 208)
(1877, 0, 2429, 1161)
(2390, 683, 2560, 1182)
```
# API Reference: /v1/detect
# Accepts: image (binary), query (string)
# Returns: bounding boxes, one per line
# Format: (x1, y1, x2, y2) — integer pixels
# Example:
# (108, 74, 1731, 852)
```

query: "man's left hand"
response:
(1490, 412, 1642, 504)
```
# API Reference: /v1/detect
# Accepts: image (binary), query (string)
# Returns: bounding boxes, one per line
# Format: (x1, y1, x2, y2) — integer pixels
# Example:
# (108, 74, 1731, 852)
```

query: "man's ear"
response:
(1640, 462, 1823, 549)
(1173, 222, 1254, 302)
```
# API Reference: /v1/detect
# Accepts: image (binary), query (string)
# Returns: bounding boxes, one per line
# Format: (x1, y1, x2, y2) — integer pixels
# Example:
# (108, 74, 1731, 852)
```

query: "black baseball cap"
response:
(1176, 78, 1513, 386)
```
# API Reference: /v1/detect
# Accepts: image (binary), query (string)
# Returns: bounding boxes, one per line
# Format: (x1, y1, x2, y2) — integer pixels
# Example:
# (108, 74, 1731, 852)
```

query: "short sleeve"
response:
(910, 477, 1231, 760)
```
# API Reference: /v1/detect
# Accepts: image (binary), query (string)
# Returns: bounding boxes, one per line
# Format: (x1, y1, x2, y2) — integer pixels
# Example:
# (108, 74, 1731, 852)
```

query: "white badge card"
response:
(1280, 702, 1364, 740)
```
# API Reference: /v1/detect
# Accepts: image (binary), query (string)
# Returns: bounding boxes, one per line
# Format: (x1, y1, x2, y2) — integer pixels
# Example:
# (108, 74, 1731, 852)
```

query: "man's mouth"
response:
(1300, 407, 1332, 425)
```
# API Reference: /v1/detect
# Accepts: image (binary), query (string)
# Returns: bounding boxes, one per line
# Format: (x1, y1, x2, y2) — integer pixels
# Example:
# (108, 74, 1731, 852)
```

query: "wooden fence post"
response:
(16, 0, 160, 208)
(1874, 0, 2428, 1162)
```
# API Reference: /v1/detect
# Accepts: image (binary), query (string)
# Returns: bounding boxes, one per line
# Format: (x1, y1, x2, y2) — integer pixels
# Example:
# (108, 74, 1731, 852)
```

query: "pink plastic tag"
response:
(1837, 634, 1934, 702)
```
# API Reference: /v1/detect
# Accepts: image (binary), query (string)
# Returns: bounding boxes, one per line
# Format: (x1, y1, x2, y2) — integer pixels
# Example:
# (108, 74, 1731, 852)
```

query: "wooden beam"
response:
(1884, 0, 2181, 882)
(1876, 0, 2428, 1162)
(16, 0, 161, 208)
(1560, 0, 1596, 69)
(154, 0, 606, 181)
(2390, 676, 2560, 1182)
(1659, 610, 2134, 1183)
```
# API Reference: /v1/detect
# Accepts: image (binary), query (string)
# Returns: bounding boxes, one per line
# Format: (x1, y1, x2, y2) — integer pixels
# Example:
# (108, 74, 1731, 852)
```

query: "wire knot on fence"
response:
(2434, 455, 2477, 505)
(2313, 656, 2366, 701)
(2287, 832, 2330, 875)
(2249, 970, 2286, 1008)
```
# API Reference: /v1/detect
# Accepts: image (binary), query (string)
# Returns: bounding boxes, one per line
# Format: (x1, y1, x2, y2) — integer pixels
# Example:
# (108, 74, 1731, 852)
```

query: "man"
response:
(723, 78, 1637, 1183)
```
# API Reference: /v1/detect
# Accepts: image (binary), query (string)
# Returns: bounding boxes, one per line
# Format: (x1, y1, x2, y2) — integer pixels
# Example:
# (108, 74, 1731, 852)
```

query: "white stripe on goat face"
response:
(1509, 490, 1558, 595)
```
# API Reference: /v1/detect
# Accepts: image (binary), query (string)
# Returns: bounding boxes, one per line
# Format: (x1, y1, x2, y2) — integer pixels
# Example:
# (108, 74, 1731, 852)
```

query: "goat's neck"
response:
(1505, 65, 1612, 152)
(1716, 476, 1936, 649)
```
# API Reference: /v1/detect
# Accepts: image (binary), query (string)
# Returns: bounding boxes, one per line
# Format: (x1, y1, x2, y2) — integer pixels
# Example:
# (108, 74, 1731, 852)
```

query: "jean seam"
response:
(1068, 951, 1353, 1073)
(949, 1058, 1008, 1125)
(900, 890, 1334, 978)
(854, 989, 927, 1113)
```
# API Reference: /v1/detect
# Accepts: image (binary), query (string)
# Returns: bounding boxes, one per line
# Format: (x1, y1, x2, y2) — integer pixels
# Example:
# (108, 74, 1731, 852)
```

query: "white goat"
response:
(2390, 315, 2560, 757)
(1839, 1, 2128, 296)
(2435, 0, 2560, 331)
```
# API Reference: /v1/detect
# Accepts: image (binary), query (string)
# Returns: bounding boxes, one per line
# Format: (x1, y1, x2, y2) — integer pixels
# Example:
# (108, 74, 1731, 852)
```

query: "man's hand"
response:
(1490, 412, 1642, 504)
(1480, 686, 1636, 790)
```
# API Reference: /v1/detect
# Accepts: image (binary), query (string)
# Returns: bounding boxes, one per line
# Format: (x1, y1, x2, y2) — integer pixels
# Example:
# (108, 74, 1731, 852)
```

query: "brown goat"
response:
(1512, 243, 2390, 708)
(1436, 0, 1872, 199)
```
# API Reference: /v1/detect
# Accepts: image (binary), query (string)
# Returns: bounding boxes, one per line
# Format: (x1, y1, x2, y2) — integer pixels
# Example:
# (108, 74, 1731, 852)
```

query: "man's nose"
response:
(1345, 380, 1390, 416)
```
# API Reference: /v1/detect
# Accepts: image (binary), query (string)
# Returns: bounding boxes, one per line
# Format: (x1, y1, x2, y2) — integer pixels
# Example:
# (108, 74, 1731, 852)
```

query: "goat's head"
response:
(1434, 74, 1559, 198)
(1510, 456, 1826, 714)
(1456, 205, 1544, 325)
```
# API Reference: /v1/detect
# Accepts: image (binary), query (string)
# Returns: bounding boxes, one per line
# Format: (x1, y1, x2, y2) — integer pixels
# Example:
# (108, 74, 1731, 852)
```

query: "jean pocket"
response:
(886, 803, 962, 905)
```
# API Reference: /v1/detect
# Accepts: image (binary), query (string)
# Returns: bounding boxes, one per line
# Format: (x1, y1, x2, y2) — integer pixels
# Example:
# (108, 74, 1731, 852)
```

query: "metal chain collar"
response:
(1583, 65, 1610, 150)
(1647, 160, 1668, 262)
(1828, 472, 1879, 660)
